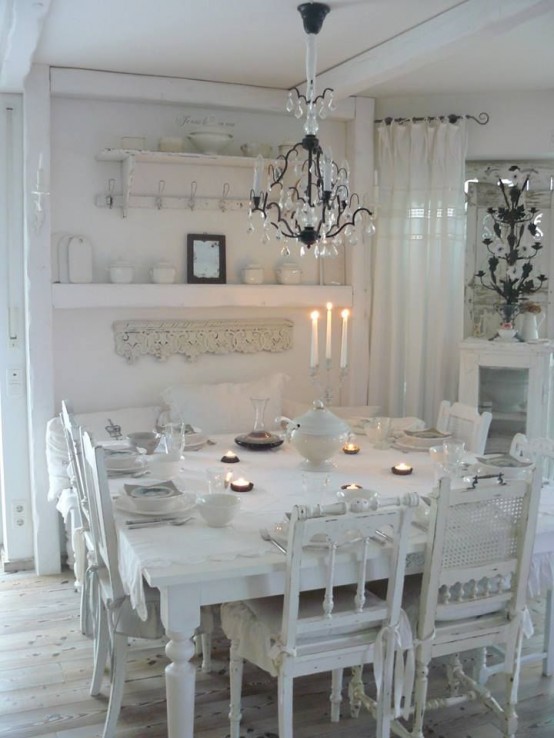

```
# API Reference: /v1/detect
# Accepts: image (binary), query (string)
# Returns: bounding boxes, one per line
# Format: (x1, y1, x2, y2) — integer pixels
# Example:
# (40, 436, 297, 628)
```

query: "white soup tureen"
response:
(281, 400, 350, 471)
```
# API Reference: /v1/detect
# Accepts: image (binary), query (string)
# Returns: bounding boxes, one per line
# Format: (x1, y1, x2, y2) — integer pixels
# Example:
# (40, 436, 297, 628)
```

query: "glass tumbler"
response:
(442, 440, 466, 478)
(372, 417, 392, 450)
(162, 422, 186, 460)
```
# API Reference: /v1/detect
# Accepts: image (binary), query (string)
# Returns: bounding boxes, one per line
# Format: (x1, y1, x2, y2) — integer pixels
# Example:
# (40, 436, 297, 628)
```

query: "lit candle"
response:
(341, 483, 362, 490)
(343, 442, 360, 455)
(325, 302, 333, 362)
(391, 462, 413, 476)
(310, 310, 319, 368)
(230, 477, 254, 492)
(221, 450, 240, 463)
(340, 309, 349, 369)
(252, 155, 264, 197)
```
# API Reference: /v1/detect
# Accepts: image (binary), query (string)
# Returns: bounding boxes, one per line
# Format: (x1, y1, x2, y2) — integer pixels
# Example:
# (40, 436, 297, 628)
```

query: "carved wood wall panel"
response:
(113, 318, 293, 363)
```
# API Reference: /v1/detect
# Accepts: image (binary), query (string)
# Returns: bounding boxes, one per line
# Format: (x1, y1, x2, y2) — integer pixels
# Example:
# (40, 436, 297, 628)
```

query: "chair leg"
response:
(277, 673, 294, 738)
(200, 632, 212, 673)
(348, 665, 363, 719)
(544, 588, 554, 677)
(102, 632, 129, 738)
(330, 668, 343, 722)
(90, 599, 109, 697)
(228, 640, 243, 738)
(411, 658, 429, 738)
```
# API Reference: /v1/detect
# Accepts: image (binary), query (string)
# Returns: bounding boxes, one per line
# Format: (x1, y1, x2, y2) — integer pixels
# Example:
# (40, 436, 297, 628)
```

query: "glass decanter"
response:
(247, 397, 272, 441)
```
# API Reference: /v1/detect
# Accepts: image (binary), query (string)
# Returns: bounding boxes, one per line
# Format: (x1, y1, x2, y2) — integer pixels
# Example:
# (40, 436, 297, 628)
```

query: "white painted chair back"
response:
(81, 431, 127, 605)
(436, 400, 492, 454)
(510, 433, 554, 481)
(417, 471, 542, 642)
(60, 399, 89, 525)
(280, 498, 416, 661)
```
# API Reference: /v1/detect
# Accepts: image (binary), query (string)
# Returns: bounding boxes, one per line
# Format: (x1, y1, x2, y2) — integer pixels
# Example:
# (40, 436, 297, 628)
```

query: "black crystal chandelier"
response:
(248, 2, 375, 257)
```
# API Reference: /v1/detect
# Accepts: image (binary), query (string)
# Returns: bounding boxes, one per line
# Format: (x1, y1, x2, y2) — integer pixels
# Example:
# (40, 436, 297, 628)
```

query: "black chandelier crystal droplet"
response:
(248, 2, 374, 254)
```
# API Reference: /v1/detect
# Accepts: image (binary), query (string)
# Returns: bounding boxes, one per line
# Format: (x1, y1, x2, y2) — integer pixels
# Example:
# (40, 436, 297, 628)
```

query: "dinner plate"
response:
(392, 439, 429, 453)
(185, 433, 208, 451)
(125, 483, 180, 500)
(114, 491, 197, 517)
(475, 454, 533, 469)
(235, 433, 284, 451)
(106, 457, 147, 474)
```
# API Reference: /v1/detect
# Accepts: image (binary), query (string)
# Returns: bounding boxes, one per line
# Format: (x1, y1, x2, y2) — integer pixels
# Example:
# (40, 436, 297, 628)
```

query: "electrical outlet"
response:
(11, 500, 28, 528)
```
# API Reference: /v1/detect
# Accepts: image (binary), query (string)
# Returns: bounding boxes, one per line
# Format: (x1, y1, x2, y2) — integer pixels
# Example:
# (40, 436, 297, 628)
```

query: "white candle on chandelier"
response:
(310, 310, 319, 368)
(340, 309, 349, 369)
(325, 302, 333, 361)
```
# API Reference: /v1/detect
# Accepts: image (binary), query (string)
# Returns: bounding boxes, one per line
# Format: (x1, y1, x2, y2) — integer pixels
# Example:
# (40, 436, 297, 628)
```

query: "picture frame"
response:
(186, 234, 226, 284)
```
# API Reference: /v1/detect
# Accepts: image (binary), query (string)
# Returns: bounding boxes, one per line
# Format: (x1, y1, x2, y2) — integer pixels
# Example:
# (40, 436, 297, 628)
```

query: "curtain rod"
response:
(375, 112, 490, 126)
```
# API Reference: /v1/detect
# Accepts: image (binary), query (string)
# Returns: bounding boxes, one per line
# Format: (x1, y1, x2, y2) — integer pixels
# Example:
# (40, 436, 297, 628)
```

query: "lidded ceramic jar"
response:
(242, 264, 264, 285)
(108, 260, 134, 284)
(281, 400, 350, 470)
(276, 261, 302, 285)
(150, 261, 176, 284)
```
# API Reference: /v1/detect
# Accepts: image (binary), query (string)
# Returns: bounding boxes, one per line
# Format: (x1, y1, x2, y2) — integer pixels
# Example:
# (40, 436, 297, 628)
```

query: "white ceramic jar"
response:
(242, 264, 264, 284)
(276, 262, 302, 285)
(281, 400, 350, 471)
(150, 262, 176, 284)
(108, 261, 134, 284)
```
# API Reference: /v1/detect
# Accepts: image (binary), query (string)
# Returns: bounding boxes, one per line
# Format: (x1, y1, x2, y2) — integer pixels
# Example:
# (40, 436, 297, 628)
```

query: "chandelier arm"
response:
(263, 201, 301, 240)
(325, 206, 374, 240)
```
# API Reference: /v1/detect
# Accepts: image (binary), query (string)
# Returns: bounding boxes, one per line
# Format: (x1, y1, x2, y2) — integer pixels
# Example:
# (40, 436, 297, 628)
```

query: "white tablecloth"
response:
(111, 434, 554, 619)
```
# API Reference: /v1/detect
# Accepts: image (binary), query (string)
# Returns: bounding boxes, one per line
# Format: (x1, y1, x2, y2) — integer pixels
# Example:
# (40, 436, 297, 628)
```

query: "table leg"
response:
(160, 586, 201, 738)
(544, 588, 553, 677)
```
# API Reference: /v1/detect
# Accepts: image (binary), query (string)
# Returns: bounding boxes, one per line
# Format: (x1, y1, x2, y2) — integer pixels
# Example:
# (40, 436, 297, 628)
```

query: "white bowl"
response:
(196, 492, 241, 527)
(188, 131, 233, 154)
(147, 458, 182, 479)
(105, 453, 143, 471)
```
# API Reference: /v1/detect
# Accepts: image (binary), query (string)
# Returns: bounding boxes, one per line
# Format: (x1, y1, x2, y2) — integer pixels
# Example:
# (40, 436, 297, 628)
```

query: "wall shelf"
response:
(51, 284, 353, 310)
(95, 148, 257, 216)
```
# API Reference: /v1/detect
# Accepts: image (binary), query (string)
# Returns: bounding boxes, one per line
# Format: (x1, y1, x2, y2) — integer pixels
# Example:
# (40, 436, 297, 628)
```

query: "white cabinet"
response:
(458, 338, 554, 453)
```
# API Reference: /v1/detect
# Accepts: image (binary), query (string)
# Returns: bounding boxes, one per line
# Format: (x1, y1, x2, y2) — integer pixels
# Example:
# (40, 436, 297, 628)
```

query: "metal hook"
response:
(219, 182, 230, 212)
(106, 179, 115, 209)
(189, 180, 198, 210)
(156, 180, 165, 210)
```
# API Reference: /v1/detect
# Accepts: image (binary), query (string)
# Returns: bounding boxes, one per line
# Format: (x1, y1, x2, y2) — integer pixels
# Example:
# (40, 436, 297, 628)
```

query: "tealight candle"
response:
(392, 462, 413, 476)
(221, 450, 240, 463)
(341, 483, 363, 490)
(230, 477, 254, 492)
(343, 442, 360, 455)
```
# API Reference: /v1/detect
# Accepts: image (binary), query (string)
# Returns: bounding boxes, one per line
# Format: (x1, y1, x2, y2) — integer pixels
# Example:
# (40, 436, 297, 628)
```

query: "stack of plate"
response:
(474, 454, 534, 479)
(116, 484, 197, 517)
(104, 451, 147, 477)
(395, 428, 452, 452)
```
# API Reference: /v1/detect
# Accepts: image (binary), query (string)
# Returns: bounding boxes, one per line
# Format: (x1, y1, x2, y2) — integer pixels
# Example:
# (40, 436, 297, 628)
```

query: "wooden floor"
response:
(0, 570, 553, 738)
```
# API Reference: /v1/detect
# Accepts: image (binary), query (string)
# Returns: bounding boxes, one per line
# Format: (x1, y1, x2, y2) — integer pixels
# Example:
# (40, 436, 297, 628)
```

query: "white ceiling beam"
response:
(317, 0, 553, 100)
(49, 67, 357, 120)
(0, 0, 51, 92)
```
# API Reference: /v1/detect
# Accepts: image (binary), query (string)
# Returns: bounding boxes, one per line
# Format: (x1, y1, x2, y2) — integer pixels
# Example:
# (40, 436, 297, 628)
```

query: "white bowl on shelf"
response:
(187, 130, 233, 155)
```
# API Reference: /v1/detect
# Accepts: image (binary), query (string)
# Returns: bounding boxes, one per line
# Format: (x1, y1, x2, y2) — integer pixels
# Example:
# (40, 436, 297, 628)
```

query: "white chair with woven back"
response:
(389, 469, 542, 738)
(80, 430, 213, 738)
(510, 432, 554, 482)
(436, 400, 492, 454)
(221, 495, 419, 738)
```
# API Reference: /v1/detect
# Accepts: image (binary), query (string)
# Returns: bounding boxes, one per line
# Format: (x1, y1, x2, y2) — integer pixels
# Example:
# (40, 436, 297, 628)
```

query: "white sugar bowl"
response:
(108, 261, 134, 284)
(242, 264, 264, 284)
(280, 400, 350, 471)
(150, 262, 176, 284)
(276, 262, 302, 285)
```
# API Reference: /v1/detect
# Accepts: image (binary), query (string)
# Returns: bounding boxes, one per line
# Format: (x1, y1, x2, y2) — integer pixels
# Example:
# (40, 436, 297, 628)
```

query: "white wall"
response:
(50, 97, 351, 414)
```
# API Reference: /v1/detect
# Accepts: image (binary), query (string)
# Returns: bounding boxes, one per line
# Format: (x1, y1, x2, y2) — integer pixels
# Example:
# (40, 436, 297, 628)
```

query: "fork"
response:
(259, 528, 287, 554)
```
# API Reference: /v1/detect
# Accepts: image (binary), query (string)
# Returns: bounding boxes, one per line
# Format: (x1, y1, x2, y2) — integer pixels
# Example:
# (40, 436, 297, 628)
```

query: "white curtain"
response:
(367, 120, 467, 426)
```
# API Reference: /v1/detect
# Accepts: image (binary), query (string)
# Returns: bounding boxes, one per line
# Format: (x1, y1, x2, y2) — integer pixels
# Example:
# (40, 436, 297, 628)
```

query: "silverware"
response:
(126, 515, 193, 530)
(259, 528, 287, 554)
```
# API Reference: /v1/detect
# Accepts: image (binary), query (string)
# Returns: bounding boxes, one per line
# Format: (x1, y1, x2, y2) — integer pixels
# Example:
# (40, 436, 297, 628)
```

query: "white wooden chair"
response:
(60, 400, 97, 638)
(390, 471, 542, 738)
(436, 400, 492, 454)
(81, 430, 213, 738)
(510, 433, 554, 482)
(221, 496, 418, 738)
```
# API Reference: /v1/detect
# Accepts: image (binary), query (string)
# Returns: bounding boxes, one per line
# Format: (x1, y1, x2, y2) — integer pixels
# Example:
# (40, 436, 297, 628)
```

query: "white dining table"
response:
(110, 434, 554, 738)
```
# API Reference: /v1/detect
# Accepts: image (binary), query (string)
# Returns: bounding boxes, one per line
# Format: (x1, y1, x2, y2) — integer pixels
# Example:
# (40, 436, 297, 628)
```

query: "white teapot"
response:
(280, 400, 350, 471)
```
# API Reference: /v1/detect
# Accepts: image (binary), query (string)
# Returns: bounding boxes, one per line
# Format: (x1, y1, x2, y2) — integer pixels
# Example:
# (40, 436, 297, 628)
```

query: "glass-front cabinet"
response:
(459, 339, 554, 453)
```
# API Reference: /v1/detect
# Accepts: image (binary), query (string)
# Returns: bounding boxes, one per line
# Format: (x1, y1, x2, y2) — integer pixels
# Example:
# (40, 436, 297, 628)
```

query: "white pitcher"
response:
(520, 311, 545, 341)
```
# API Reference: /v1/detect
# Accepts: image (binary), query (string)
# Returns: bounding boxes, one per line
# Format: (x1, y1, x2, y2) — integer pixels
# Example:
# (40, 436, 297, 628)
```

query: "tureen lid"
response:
(292, 400, 349, 436)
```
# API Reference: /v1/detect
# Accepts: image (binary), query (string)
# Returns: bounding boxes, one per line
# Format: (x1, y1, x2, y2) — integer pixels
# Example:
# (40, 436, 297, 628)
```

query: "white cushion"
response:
(161, 373, 288, 434)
